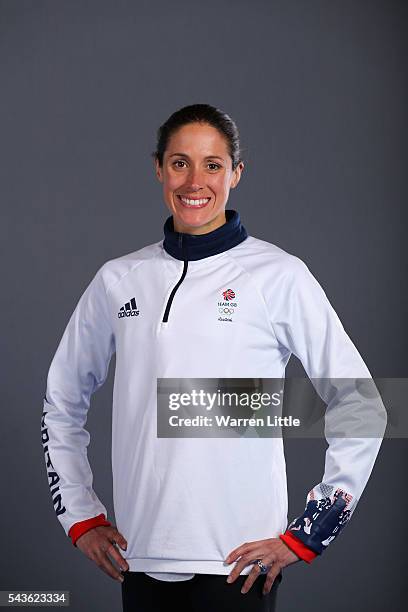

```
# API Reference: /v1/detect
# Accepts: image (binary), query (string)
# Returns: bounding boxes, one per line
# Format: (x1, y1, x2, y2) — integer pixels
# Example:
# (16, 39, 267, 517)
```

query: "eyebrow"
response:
(168, 153, 225, 161)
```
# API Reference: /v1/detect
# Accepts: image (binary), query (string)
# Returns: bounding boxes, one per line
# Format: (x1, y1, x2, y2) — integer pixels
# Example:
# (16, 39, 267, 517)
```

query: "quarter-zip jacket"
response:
(41, 209, 386, 581)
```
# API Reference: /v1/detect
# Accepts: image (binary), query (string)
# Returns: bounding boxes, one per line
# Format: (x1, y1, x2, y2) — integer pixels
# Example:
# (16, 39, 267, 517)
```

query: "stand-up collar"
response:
(162, 209, 248, 261)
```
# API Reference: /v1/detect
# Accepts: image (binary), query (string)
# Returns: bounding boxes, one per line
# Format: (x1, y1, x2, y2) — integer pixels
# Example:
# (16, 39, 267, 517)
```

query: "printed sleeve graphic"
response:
(41, 264, 115, 541)
(284, 484, 353, 554)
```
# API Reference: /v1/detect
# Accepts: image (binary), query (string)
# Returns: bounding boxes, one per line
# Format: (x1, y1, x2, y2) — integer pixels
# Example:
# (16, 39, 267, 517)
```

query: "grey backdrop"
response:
(1, 1, 406, 610)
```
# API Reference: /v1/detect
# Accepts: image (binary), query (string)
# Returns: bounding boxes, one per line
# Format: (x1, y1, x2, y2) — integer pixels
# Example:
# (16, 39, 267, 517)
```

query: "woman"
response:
(42, 104, 385, 611)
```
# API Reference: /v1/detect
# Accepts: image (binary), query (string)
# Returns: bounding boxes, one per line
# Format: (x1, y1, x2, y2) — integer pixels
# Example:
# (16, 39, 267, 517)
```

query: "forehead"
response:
(166, 122, 228, 155)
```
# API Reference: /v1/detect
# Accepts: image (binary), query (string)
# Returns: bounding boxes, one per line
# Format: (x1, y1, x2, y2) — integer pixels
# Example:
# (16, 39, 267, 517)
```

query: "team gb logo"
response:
(218, 288, 238, 322)
(222, 289, 236, 301)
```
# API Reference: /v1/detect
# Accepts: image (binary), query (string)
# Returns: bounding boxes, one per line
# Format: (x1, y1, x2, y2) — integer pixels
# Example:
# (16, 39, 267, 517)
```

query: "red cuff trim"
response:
(68, 513, 111, 547)
(279, 531, 318, 564)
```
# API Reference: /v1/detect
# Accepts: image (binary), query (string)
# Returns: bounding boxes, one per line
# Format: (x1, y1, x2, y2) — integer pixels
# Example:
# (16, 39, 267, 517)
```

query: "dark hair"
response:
(152, 103, 243, 170)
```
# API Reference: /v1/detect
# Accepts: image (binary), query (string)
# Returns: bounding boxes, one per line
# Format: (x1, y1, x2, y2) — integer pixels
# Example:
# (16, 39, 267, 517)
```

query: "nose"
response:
(186, 167, 205, 191)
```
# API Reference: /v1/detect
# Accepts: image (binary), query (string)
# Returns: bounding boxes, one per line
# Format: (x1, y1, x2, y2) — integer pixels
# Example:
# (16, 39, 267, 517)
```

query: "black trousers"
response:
(121, 571, 283, 612)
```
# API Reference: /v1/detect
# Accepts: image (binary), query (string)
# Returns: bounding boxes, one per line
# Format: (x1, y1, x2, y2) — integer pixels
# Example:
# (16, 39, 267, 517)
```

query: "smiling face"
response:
(155, 122, 244, 234)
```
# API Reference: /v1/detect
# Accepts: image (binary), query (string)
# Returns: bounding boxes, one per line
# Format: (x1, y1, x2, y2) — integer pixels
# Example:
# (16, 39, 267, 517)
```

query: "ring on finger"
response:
(256, 559, 270, 574)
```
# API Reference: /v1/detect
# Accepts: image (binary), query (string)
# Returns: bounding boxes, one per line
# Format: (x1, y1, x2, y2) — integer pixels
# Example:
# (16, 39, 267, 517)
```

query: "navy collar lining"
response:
(162, 209, 248, 261)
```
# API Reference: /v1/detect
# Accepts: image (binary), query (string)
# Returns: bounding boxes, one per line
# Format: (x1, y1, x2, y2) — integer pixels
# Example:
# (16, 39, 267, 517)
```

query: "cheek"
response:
(210, 176, 229, 197)
(163, 173, 182, 194)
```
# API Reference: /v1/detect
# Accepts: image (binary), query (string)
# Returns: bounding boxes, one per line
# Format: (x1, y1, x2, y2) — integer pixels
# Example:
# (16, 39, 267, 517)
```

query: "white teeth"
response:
(180, 196, 210, 206)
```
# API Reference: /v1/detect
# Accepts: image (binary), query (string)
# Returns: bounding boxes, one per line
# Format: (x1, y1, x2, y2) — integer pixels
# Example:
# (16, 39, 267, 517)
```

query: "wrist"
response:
(68, 513, 111, 547)
(279, 531, 318, 564)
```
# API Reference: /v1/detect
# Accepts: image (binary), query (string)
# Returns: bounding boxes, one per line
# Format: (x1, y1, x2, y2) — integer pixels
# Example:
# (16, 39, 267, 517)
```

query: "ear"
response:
(155, 158, 163, 183)
(230, 161, 244, 189)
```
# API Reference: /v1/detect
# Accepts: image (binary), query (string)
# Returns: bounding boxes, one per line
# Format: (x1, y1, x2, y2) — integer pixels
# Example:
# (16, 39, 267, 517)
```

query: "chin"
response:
(174, 209, 211, 224)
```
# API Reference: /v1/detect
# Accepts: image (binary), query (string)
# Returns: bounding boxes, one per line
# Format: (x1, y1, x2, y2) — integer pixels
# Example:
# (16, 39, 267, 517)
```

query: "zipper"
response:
(162, 235, 188, 323)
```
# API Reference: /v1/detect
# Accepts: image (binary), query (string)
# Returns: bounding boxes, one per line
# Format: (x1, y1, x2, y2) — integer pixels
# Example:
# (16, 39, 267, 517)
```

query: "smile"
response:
(177, 195, 211, 208)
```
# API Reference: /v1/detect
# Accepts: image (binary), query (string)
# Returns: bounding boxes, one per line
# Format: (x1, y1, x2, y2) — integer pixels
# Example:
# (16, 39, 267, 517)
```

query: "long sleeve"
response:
(41, 263, 115, 546)
(269, 256, 387, 561)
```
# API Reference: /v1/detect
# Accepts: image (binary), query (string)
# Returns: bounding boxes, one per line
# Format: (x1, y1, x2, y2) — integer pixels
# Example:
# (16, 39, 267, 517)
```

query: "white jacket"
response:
(41, 209, 386, 579)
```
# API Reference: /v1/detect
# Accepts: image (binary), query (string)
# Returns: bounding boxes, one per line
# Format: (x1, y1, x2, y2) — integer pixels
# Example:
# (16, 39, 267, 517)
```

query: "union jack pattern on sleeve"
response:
(286, 483, 354, 555)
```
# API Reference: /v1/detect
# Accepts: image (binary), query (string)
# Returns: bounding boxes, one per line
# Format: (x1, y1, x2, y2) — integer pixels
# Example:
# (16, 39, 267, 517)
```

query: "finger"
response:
(111, 530, 128, 551)
(225, 548, 240, 564)
(262, 566, 281, 596)
(94, 547, 125, 582)
(226, 548, 268, 584)
(225, 542, 253, 564)
(226, 538, 275, 564)
(105, 542, 129, 572)
(225, 542, 259, 564)
(240, 565, 263, 594)
(240, 553, 277, 594)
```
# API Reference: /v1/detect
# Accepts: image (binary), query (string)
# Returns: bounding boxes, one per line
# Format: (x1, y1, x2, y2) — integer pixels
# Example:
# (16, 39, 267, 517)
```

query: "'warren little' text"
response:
(168, 415, 300, 427)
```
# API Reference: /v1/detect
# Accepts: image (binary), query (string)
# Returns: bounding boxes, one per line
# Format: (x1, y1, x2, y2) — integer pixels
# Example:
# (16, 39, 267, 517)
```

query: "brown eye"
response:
(208, 163, 221, 170)
(173, 160, 187, 168)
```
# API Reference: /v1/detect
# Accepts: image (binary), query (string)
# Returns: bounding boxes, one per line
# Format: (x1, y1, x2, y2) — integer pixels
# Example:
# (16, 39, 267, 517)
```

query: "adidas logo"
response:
(118, 297, 140, 318)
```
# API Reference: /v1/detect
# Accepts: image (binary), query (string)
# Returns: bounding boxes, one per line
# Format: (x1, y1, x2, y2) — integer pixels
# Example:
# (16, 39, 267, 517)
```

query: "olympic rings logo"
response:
(219, 307, 234, 315)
